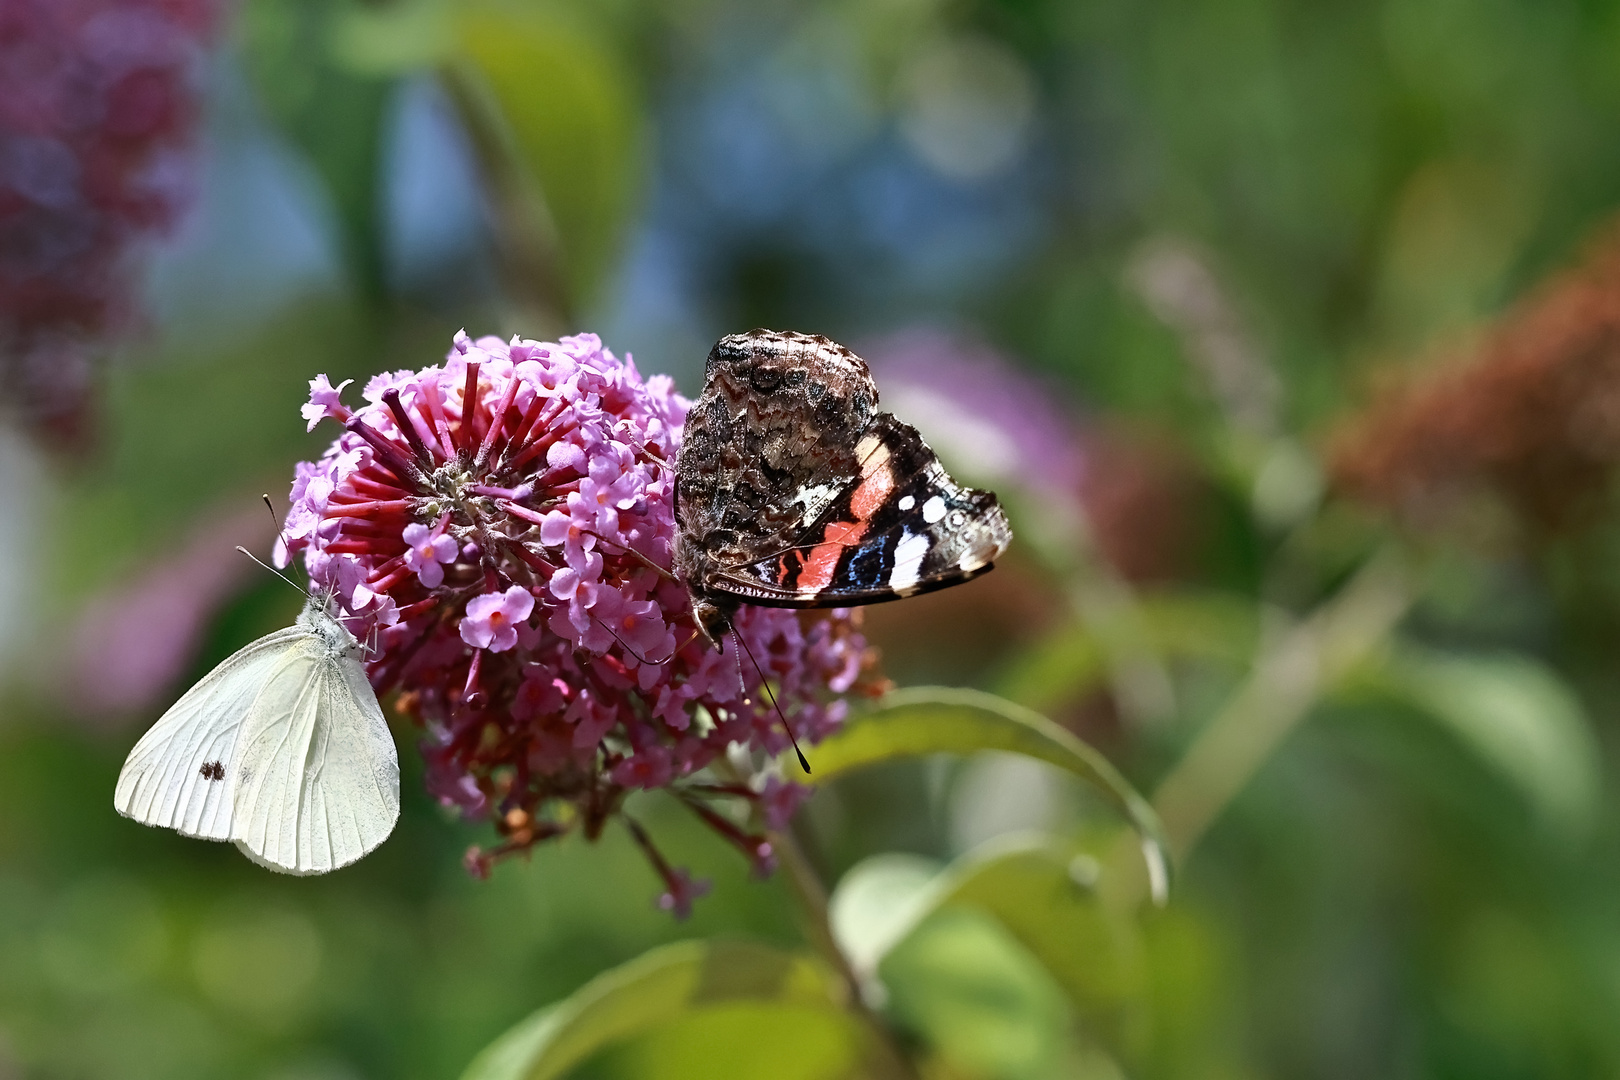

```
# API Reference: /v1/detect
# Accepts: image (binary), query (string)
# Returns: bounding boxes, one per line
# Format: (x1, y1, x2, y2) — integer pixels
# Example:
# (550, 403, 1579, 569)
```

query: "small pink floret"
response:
(459, 585, 535, 652)
(656, 869, 712, 921)
(402, 520, 458, 588)
(301, 374, 353, 431)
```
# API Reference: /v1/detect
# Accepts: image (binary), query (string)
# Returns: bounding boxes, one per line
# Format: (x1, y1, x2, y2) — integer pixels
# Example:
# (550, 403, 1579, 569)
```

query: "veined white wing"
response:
(114, 625, 309, 840)
(229, 607, 400, 875)
(114, 599, 400, 875)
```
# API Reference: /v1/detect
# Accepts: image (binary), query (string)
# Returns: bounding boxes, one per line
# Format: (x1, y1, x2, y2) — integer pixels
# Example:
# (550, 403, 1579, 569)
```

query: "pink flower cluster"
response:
(282, 331, 871, 913)
(0, 0, 219, 442)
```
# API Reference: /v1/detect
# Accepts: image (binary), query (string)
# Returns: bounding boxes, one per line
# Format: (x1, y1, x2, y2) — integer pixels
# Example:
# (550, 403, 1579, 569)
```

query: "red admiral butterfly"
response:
(674, 329, 1014, 646)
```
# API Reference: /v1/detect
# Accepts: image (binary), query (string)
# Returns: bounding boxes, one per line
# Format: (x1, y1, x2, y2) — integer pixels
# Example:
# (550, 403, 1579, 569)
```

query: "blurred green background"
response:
(7, 0, 1620, 1077)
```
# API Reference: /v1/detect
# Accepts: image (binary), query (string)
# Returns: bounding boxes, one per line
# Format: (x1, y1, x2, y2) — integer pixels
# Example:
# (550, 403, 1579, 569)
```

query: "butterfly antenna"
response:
(731, 628, 810, 775)
(262, 493, 309, 586)
(582, 529, 679, 584)
(235, 546, 305, 595)
(591, 613, 672, 667)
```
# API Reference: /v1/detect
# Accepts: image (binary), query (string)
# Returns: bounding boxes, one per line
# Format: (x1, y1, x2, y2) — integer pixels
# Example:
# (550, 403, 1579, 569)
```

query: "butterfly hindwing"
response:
(114, 626, 309, 841)
(116, 598, 400, 876)
(230, 615, 399, 876)
(675, 330, 879, 572)
(708, 413, 1011, 606)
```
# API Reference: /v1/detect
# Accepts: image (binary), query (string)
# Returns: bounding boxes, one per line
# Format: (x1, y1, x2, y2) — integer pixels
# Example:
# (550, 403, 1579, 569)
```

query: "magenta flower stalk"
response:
(0, 0, 220, 442)
(282, 331, 874, 913)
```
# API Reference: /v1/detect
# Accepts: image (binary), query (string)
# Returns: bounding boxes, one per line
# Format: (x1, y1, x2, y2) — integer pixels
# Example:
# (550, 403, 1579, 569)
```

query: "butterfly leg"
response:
(583, 529, 679, 584)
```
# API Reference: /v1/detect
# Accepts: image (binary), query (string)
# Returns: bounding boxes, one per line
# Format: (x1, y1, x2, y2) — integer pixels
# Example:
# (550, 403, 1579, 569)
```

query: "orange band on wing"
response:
(849, 463, 894, 523)
(798, 520, 867, 592)
(786, 453, 890, 594)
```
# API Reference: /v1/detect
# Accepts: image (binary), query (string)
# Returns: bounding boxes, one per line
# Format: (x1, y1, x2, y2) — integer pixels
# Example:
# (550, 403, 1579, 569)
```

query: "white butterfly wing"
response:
(114, 627, 309, 841)
(229, 643, 400, 875)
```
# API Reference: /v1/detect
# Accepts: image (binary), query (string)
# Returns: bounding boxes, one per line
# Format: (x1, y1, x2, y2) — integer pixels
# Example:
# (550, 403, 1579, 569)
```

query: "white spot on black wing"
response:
(889, 532, 930, 590)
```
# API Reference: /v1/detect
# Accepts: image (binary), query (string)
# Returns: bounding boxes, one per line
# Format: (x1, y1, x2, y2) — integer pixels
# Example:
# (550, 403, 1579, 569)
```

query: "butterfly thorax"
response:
(296, 598, 361, 659)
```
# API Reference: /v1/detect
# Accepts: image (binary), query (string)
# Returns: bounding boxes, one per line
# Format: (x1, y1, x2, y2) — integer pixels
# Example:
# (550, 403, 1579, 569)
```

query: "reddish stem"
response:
(476, 372, 522, 469)
(457, 360, 481, 456)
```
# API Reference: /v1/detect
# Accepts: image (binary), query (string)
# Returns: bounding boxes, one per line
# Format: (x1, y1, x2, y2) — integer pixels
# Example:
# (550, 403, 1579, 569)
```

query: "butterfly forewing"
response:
(230, 626, 399, 876)
(114, 626, 310, 841)
(114, 598, 400, 875)
(675, 330, 1012, 634)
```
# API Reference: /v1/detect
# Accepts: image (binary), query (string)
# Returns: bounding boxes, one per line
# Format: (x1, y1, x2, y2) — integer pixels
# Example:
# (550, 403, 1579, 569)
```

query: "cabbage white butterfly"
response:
(114, 596, 400, 875)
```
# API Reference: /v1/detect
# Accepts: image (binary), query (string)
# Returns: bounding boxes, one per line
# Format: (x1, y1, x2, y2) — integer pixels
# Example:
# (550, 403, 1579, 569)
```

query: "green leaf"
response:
(592, 1003, 866, 1080)
(879, 907, 1073, 1080)
(1364, 646, 1602, 840)
(329, 0, 455, 76)
(827, 854, 941, 981)
(457, 7, 642, 306)
(938, 839, 1149, 1057)
(831, 836, 1149, 1062)
(806, 688, 1171, 903)
(992, 621, 1108, 714)
(459, 940, 867, 1080)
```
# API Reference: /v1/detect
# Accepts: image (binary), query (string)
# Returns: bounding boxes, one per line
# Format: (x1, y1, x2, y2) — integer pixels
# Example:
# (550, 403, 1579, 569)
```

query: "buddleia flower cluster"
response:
(281, 331, 873, 916)
(1, 0, 219, 443)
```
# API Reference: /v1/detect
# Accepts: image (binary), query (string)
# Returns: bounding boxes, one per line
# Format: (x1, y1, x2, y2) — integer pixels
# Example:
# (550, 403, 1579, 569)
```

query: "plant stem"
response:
(1022, 496, 1178, 729)
(438, 63, 573, 335)
(773, 826, 924, 1080)
(1154, 551, 1410, 859)
(1102, 551, 1410, 910)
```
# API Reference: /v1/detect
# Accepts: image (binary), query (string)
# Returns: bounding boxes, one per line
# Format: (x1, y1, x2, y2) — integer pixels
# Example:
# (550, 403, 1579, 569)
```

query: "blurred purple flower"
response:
(866, 327, 1212, 585)
(0, 0, 221, 445)
(759, 774, 812, 830)
(655, 867, 712, 920)
(284, 330, 876, 913)
(864, 328, 1086, 500)
(67, 505, 267, 718)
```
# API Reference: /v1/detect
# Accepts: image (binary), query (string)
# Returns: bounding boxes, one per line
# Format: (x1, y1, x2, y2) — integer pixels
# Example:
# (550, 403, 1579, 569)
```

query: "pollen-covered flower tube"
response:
(280, 332, 873, 912)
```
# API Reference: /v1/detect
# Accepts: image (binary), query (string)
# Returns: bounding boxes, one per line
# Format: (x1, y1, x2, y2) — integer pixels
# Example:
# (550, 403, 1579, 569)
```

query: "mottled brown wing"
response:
(674, 329, 881, 592)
